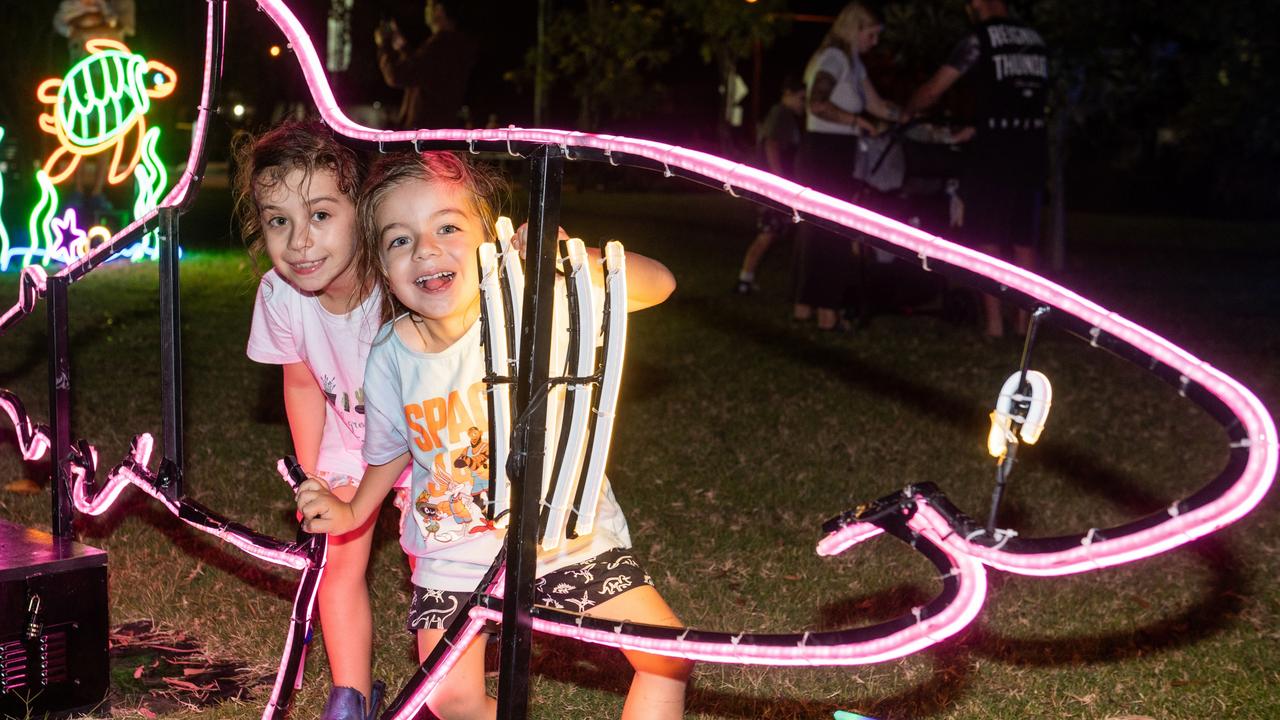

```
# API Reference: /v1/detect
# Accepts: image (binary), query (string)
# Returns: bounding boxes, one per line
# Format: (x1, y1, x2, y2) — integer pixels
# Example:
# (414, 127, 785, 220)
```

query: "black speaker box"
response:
(0, 520, 108, 718)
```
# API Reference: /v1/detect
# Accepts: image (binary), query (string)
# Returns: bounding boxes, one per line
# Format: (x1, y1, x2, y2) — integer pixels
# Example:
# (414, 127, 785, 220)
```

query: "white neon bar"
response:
(540, 238, 595, 550)
(572, 241, 627, 537)
(478, 241, 512, 521)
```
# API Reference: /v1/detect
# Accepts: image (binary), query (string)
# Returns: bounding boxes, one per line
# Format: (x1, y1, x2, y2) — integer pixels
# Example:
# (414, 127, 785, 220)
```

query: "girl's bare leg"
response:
(320, 483, 377, 699)
(417, 627, 495, 720)
(587, 586, 692, 720)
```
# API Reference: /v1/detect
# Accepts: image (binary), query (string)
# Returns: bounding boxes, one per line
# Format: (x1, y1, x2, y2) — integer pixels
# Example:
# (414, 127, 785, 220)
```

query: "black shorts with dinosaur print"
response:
(406, 547, 655, 632)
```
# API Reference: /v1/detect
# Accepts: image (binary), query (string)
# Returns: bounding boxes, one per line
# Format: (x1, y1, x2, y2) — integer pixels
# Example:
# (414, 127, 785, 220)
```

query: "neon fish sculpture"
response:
(0, 2, 1272, 719)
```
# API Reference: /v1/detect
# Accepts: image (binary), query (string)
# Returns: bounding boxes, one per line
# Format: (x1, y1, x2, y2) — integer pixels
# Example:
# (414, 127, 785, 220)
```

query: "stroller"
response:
(846, 122, 976, 327)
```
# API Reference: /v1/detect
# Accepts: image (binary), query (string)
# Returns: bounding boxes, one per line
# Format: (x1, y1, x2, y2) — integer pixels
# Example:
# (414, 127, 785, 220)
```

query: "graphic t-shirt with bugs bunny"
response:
(362, 309, 632, 593)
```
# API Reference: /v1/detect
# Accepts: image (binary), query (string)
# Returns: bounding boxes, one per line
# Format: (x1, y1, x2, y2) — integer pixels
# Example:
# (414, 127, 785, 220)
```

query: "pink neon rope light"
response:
(455, 517, 986, 667)
(0, 393, 50, 462)
(257, 0, 1275, 580)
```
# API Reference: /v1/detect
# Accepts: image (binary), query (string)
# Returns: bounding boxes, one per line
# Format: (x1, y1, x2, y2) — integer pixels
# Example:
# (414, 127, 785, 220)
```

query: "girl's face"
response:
(856, 24, 883, 54)
(376, 177, 486, 331)
(256, 167, 359, 301)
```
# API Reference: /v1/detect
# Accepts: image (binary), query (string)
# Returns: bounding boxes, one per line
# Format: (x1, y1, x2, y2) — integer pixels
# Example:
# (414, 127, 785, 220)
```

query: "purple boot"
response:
(321, 680, 385, 720)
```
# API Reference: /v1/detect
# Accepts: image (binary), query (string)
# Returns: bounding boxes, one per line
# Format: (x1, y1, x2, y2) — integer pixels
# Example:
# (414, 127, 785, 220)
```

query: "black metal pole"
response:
(158, 207, 184, 501)
(496, 144, 563, 719)
(46, 275, 73, 540)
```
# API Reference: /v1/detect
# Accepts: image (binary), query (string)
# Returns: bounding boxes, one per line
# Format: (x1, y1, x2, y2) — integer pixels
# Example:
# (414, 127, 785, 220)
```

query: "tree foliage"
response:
(536, 1, 671, 131)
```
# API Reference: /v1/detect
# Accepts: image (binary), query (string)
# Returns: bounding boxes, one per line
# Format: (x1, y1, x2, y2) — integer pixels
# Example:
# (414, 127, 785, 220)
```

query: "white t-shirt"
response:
(246, 270, 383, 479)
(804, 46, 868, 136)
(362, 310, 632, 592)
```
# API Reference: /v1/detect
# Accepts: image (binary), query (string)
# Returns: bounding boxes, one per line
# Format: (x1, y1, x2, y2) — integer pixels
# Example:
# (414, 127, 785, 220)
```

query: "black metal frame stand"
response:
(46, 276, 73, 540)
(158, 207, 184, 501)
(496, 144, 564, 719)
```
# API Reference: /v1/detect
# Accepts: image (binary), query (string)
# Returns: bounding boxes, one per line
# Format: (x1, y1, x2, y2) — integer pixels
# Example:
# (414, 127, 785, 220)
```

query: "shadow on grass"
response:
(692, 297, 1221, 518)
(81, 500, 300, 602)
(677, 299, 1252, 678)
(0, 305, 160, 386)
(968, 539, 1245, 667)
(528, 630, 972, 720)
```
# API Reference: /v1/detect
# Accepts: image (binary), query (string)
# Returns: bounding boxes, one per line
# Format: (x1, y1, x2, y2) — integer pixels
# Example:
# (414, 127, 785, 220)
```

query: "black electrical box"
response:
(0, 519, 108, 718)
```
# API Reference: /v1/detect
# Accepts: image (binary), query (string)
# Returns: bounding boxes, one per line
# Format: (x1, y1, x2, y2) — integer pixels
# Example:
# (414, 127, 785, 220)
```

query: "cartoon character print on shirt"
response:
(405, 381, 497, 542)
(320, 374, 366, 415)
(453, 425, 490, 508)
(413, 467, 476, 543)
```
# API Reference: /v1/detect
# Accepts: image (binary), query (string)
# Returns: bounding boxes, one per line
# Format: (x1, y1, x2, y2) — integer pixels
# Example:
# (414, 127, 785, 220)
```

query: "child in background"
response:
(235, 121, 398, 720)
(735, 76, 806, 295)
(296, 151, 692, 720)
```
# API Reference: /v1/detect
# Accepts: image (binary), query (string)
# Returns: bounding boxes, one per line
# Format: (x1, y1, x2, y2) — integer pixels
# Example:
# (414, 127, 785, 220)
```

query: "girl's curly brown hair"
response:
(356, 151, 508, 325)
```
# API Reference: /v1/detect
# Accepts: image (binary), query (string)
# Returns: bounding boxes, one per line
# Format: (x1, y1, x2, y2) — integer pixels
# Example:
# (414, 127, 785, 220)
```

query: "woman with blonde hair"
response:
(793, 1, 905, 331)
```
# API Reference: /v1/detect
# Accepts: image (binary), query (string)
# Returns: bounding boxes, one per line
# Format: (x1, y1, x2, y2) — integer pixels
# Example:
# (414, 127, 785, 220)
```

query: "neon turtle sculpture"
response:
(0, 1, 1273, 719)
(36, 38, 177, 186)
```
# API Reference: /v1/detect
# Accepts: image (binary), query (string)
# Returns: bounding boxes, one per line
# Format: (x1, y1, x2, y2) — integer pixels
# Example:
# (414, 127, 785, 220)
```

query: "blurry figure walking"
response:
(736, 77, 806, 295)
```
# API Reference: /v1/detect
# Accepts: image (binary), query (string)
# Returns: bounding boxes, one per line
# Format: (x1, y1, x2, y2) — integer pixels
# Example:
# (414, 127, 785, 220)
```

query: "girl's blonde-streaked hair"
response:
(357, 151, 509, 324)
(231, 120, 370, 287)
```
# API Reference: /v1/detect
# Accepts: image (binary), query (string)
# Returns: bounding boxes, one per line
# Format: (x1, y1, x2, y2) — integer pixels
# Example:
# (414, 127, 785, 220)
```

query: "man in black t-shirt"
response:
(908, 0, 1048, 338)
(735, 78, 806, 294)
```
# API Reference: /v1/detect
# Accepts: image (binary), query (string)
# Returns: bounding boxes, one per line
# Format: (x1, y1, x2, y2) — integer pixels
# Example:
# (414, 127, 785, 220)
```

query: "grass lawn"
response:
(0, 185, 1277, 719)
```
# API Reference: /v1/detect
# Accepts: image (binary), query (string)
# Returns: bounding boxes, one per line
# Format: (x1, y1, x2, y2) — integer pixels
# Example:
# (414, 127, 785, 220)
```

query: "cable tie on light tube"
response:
(799, 631, 811, 647)
(992, 528, 1017, 550)
(911, 606, 923, 624)
(468, 138, 477, 155)
(965, 528, 986, 542)
(1228, 438, 1253, 449)
(723, 182, 738, 197)
(1089, 327, 1101, 347)
(605, 149, 618, 166)
(1178, 375, 1190, 397)
(1082, 528, 1099, 546)
(792, 206, 801, 223)
(919, 253, 931, 272)
(730, 631, 744, 645)
(1167, 503, 1181, 518)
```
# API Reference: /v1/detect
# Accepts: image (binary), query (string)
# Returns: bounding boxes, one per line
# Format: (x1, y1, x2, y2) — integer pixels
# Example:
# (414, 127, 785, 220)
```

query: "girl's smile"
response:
(377, 178, 486, 351)
(256, 167, 360, 313)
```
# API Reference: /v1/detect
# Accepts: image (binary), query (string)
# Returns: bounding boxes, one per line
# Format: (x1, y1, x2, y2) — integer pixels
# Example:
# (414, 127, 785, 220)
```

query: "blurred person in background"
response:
(736, 76, 806, 295)
(375, 0, 478, 130)
(908, 0, 1048, 339)
(793, 2, 906, 332)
